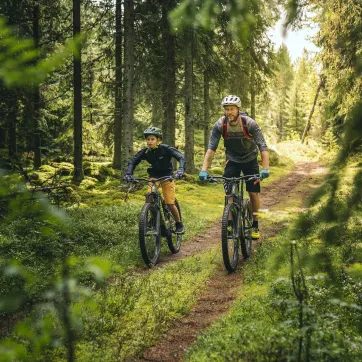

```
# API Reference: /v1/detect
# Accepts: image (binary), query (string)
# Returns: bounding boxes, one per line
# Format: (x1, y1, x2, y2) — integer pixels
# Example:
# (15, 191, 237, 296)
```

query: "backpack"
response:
(221, 111, 252, 139)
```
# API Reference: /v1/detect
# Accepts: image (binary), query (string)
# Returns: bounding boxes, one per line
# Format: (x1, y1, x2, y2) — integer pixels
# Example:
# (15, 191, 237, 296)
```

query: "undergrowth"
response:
(187, 154, 362, 361)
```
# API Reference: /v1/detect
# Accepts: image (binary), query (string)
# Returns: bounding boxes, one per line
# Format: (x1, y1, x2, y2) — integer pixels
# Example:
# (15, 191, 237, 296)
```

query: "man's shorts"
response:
(223, 158, 260, 193)
(148, 179, 175, 205)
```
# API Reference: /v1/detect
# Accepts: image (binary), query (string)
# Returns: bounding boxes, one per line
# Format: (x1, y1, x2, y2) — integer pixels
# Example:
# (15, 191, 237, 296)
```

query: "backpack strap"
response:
(241, 116, 252, 139)
(221, 113, 252, 139)
(222, 116, 228, 138)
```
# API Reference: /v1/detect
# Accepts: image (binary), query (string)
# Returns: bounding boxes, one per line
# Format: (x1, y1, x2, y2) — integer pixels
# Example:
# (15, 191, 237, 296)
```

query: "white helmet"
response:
(221, 95, 241, 108)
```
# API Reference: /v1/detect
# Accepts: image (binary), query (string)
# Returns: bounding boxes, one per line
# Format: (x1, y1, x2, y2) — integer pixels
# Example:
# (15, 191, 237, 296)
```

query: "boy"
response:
(124, 126, 185, 233)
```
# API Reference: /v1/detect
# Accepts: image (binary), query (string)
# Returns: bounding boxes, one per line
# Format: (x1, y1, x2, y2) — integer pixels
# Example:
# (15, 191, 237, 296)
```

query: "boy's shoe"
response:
(251, 227, 260, 239)
(175, 221, 184, 234)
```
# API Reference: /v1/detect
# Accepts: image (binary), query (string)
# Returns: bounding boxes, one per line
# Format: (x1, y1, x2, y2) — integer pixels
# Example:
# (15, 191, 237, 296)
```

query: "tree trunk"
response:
(72, 0, 84, 183)
(121, 0, 135, 170)
(278, 104, 283, 141)
(203, 70, 210, 154)
(0, 127, 6, 149)
(295, 93, 298, 130)
(250, 64, 256, 119)
(113, 0, 123, 169)
(33, 2, 41, 169)
(301, 78, 325, 144)
(184, 29, 194, 173)
(161, 1, 176, 147)
(8, 93, 18, 161)
(151, 94, 162, 127)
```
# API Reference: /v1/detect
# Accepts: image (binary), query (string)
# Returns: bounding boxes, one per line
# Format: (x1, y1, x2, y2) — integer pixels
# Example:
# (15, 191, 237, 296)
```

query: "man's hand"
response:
(260, 168, 270, 180)
(174, 169, 185, 180)
(198, 170, 209, 181)
(124, 174, 134, 182)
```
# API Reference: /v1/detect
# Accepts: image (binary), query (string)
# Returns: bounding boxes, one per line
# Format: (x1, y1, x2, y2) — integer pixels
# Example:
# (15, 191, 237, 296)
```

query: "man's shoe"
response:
(175, 221, 184, 234)
(251, 227, 260, 239)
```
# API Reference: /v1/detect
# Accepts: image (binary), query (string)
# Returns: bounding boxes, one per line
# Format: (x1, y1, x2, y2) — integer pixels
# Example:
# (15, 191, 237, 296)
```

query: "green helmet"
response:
(143, 126, 162, 139)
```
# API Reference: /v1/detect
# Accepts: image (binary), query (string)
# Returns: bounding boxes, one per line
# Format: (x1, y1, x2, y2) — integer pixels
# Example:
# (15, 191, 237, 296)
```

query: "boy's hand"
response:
(174, 170, 185, 180)
(124, 174, 134, 182)
(198, 171, 209, 181)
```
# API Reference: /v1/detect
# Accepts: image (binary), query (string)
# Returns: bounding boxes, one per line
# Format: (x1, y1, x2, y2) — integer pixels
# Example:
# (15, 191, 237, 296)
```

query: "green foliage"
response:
(0, 17, 81, 87)
(74, 250, 218, 361)
(0, 171, 111, 360)
(169, 0, 277, 44)
(188, 158, 362, 361)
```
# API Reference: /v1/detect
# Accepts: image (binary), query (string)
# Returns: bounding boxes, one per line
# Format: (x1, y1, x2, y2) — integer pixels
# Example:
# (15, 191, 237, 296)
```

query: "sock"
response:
(252, 220, 258, 228)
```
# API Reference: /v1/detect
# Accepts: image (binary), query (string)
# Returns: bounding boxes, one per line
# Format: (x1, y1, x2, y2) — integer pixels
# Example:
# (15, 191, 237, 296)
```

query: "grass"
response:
(186, 154, 362, 362)
(41, 248, 221, 362)
(1, 140, 329, 361)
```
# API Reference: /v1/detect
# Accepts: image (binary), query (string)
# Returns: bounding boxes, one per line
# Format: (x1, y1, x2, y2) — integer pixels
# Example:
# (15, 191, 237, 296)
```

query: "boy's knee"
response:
(248, 192, 259, 198)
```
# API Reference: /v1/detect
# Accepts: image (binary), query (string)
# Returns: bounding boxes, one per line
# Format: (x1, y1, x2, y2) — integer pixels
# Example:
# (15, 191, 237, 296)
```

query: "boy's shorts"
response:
(148, 179, 175, 204)
(223, 158, 260, 193)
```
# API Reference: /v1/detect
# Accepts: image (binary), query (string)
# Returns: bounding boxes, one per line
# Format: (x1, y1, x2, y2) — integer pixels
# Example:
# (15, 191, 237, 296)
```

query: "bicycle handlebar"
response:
(129, 175, 175, 183)
(207, 174, 260, 184)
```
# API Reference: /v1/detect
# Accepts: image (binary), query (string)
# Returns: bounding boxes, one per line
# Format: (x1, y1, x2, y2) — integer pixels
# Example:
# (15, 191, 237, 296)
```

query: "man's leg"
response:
(248, 192, 260, 221)
(223, 160, 242, 205)
(241, 159, 261, 239)
(248, 192, 261, 239)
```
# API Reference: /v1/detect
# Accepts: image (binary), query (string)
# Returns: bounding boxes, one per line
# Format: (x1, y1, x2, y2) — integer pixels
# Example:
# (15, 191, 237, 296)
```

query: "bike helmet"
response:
(143, 126, 162, 139)
(221, 95, 241, 108)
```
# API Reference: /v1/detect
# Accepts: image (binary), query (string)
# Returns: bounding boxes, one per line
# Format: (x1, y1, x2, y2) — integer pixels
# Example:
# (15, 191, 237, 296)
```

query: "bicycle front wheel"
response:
(139, 203, 161, 267)
(166, 199, 182, 254)
(221, 203, 239, 273)
(241, 198, 253, 259)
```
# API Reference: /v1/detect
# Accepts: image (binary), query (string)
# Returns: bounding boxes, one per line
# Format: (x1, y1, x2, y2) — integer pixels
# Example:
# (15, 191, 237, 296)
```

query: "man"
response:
(199, 95, 270, 239)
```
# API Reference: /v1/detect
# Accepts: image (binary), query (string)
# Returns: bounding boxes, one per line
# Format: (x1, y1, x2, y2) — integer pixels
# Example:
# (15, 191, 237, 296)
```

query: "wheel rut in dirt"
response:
(135, 161, 326, 362)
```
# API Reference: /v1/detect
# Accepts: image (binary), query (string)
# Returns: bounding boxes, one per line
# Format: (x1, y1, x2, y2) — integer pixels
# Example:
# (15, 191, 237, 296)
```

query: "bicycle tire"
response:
(139, 203, 161, 267)
(165, 199, 182, 254)
(221, 203, 239, 273)
(240, 198, 253, 259)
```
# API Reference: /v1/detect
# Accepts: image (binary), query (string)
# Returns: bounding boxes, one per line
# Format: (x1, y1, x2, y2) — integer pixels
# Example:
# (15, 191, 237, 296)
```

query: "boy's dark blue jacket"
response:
(126, 144, 185, 178)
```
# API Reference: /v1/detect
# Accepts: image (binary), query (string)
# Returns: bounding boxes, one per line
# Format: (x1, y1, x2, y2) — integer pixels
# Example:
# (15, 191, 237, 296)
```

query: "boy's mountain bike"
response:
(131, 176, 183, 267)
(208, 174, 260, 273)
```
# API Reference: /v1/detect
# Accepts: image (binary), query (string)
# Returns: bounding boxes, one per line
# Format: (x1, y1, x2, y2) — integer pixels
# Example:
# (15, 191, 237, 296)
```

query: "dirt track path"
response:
(135, 161, 326, 362)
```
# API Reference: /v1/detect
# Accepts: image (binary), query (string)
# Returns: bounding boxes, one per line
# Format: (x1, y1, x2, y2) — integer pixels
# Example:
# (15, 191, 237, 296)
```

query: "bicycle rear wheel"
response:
(139, 203, 161, 267)
(221, 203, 239, 273)
(240, 198, 253, 259)
(165, 199, 182, 254)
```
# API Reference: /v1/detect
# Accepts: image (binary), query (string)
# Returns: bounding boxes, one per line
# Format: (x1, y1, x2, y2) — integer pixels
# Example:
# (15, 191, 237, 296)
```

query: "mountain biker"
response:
(199, 95, 270, 239)
(124, 126, 185, 233)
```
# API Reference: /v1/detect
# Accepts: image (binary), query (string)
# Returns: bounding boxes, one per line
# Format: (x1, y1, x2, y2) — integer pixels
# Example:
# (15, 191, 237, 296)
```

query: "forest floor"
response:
(134, 160, 327, 362)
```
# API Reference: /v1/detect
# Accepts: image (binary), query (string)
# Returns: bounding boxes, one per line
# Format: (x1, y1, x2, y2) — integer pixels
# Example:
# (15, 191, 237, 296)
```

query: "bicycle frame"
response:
(210, 174, 258, 206)
(130, 175, 182, 267)
(208, 174, 259, 272)
(134, 176, 173, 224)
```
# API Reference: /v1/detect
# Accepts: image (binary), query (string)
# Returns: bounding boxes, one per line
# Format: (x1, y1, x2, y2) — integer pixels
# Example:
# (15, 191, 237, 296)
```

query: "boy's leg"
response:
(161, 180, 183, 232)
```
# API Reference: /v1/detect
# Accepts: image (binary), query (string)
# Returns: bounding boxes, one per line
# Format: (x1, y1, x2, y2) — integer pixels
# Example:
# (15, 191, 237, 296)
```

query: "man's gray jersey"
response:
(208, 115, 268, 164)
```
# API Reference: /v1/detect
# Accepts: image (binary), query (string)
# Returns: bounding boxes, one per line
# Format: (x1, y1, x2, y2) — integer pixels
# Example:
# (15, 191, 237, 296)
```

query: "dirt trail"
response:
(135, 161, 326, 362)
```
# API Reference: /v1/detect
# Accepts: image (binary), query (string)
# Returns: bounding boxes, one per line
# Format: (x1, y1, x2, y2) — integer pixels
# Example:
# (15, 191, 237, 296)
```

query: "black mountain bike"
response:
(208, 174, 259, 273)
(131, 176, 183, 267)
